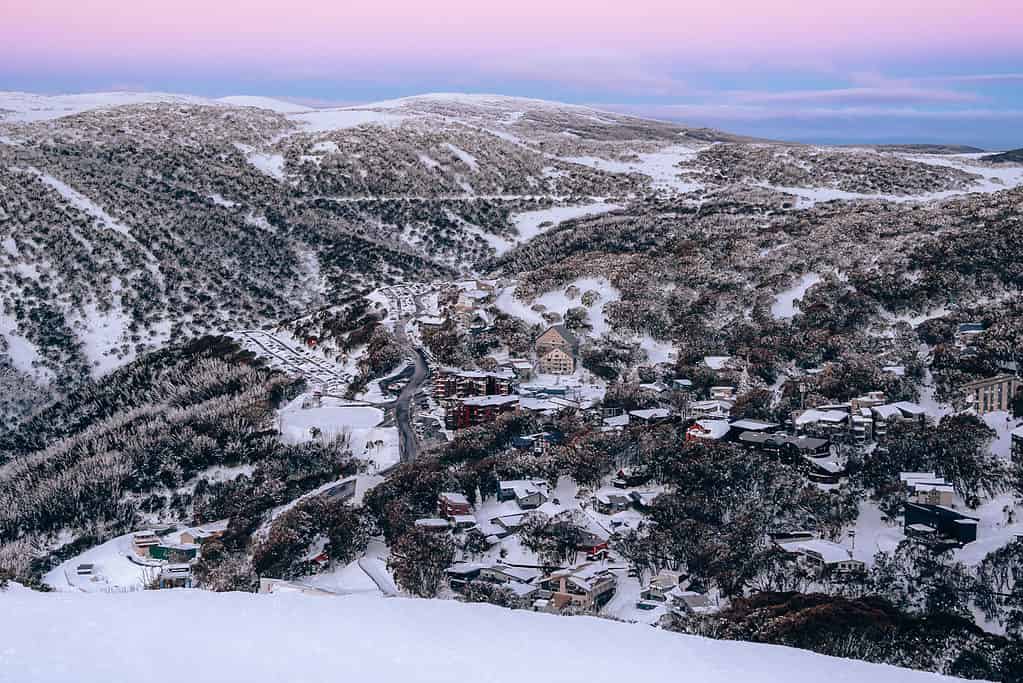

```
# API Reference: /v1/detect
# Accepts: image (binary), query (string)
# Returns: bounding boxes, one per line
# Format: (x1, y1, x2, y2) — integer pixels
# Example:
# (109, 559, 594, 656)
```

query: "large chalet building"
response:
(535, 325, 578, 375)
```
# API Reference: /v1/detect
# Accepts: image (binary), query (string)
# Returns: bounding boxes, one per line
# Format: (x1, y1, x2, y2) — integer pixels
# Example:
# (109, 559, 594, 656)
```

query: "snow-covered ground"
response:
(495, 277, 674, 365)
(495, 276, 620, 336)
(760, 153, 1023, 208)
(561, 144, 704, 192)
(278, 396, 399, 470)
(509, 202, 619, 246)
(0, 91, 212, 122)
(848, 501, 906, 565)
(771, 273, 822, 319)
(899, 153, 1023, 193)
(215, 96, 312, 113)
(458, 202, 620, 256)
(235, 143, 287, 181)
(0, 585, 966, 683)
(0, 311, 52, 383)
(43, 532, 156, 593)
(287, 107, 405, 133)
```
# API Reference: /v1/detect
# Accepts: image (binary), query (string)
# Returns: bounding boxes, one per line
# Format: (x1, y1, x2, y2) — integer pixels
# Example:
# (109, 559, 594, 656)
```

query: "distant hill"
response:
(851, 144, 987, 154)
(982, 148, 1023, 163)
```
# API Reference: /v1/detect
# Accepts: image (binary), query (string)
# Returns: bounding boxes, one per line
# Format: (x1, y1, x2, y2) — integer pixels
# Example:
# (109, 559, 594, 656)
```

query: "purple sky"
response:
(3, 1, 1021, 147)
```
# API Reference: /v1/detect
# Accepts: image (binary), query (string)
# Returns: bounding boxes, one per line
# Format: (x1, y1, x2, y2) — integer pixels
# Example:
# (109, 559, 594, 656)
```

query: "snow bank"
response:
(0, 589, 963, 683)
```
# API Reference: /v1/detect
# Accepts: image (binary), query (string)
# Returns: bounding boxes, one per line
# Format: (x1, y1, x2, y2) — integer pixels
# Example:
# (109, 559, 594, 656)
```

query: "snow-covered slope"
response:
(0, 587, 963, 683)
(215, 95, 313, 113)
(0, 91, 213, 122)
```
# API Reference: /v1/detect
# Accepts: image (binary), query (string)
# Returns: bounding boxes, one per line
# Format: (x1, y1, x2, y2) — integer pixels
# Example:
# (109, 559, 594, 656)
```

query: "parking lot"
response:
(234, 329, 353, 394)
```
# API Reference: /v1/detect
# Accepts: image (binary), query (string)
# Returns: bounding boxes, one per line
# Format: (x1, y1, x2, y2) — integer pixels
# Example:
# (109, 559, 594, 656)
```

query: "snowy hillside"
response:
(0, 586, 965, 683)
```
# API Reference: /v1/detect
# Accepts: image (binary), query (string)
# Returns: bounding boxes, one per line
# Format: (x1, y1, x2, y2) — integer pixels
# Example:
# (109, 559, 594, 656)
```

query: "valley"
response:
(2, 92, 1023, 682)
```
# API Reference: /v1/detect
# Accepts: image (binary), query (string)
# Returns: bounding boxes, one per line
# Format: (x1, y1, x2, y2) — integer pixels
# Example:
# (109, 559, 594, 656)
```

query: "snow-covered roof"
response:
(160, 563, 192, 577)
(890, 401, 926, 416)
(486, 565, 541, 583)
(498, 480, 548, 499)
(803, 453, 844, 474)
(690, 419, 730, 440)
(629, 491, 660, 507)
(900, 472, 937, 483)
(872, 404, 903, 420)
(445, 562, 487, 576)
(1012, 425, 1023, 439)
(779, 539, 855, 564)
(603, 414, 630, 428)
(729, 419, 778, 431)
(594, 491, 632, 505)
(439, 492, 470, 505)
(440, 367, 514, 380)
(913, 482, 954, 494)
(703, 356, 732, 370)
(519, 397, 558, 412)
(873, 402, 926, 419)
(628, 408, 670, 421)
(691, 399, 734, 411)
(882, 366, 906, 376)
(414, 518, 451, 529)
(461, 394, 520, 407)
(795, 409, 848, 425)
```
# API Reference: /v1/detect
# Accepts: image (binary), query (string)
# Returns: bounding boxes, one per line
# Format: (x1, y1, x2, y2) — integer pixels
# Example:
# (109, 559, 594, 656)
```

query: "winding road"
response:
(392, 318, 430, 463)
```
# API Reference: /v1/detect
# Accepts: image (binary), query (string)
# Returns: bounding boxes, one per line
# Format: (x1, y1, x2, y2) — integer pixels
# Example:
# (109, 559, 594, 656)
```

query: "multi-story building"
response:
(444, 394, 519, 430)
(962, 374, 1021, 414)
(535, 325, 577, 375)
(539, 563, 617, 611)
(438, 492, 473, 518)
(433, 369, 515, 400)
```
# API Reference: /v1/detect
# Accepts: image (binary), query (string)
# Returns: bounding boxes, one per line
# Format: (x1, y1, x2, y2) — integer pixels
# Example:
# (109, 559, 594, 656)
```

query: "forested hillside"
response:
(0, 336, 354, 583)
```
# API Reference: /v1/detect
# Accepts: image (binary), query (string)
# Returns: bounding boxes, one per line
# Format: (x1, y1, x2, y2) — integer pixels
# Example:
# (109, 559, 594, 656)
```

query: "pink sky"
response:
(5, 1, 1022, 68)
(4, 1, 1021, 147)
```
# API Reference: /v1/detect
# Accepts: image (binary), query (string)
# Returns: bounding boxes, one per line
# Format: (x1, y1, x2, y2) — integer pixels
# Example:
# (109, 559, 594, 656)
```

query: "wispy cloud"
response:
(600, 103, 1023, 122)
(725, 86, 979, 105)
(920, 73, 1023, 83)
